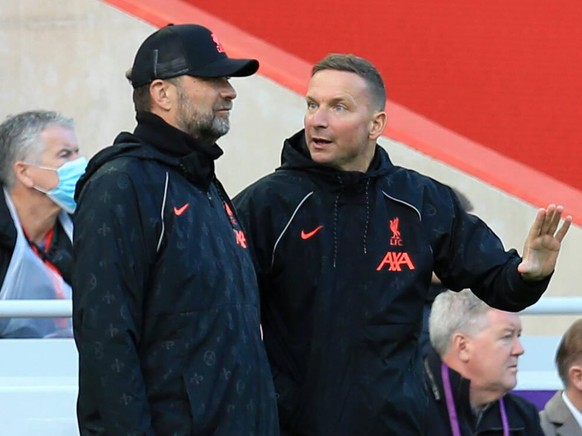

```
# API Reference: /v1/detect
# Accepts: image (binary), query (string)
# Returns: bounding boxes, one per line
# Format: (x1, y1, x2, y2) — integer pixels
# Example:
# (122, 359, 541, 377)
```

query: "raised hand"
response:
(517, 204, 572, 281)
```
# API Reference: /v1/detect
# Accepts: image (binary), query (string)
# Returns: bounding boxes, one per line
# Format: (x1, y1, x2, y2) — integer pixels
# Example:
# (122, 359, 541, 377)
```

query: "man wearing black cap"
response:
(72, 24, 278, 435)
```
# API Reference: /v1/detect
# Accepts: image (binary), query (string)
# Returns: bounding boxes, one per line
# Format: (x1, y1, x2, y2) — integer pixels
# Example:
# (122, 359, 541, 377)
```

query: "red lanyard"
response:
(441, 363, 509, 436)
(23, 227, 68, 329)
(25, 229, 62, 282)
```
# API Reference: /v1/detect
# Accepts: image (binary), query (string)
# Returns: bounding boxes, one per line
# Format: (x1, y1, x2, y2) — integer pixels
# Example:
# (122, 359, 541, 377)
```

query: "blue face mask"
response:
(33, 157, 88, 213)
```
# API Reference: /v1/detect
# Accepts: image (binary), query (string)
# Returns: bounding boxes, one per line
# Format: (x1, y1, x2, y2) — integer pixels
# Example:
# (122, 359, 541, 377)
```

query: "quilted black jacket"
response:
(233, 130, 549, 435)
(73, 113, 278, 435)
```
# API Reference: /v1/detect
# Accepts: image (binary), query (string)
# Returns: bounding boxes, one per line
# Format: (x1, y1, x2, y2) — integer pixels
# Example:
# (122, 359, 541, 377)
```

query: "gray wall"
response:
(1, 0, 580, 335)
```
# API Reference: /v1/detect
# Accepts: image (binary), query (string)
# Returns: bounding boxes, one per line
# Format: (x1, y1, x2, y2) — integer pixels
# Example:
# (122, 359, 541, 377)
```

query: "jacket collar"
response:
(543, 391, 582, 435)
(424, 349, 525, 433)
(279, 129, 392, 188)
(278, 129, 430, 214)
(0, 188, 16, 251)
(133, 112, 223, 190)
(425, 348, 474, 421)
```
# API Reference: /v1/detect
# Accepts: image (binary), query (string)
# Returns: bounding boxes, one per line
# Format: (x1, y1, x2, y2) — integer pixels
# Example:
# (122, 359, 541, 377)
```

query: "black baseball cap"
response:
(127, 24, 259, 88)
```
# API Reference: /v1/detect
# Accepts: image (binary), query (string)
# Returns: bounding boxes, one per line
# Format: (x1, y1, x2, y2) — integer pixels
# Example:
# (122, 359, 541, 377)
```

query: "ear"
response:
(569, 366, 582, 391)
(368, 111, 387, 140)
(149, 79, 175, 112)
(452, 333, 472, 362)
(12, 161, 35, 188)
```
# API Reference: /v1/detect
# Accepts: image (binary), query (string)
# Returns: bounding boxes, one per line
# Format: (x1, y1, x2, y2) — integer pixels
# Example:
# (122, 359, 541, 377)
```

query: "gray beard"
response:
(176, 88, 230, 144)
(198, 116, 230, 142)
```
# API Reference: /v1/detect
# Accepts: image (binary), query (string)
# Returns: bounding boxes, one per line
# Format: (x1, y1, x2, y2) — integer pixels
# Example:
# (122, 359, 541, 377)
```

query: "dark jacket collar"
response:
(78, 112, 224, 193)
(279, 129, 393, 189)
(134, 112, 223, 190)
(133, 112, 223, 160)
(0, 189, 17, 283)
(425, 349, 528, 434)
(425, 348, 475, 423)
(0, 188, 16, 249)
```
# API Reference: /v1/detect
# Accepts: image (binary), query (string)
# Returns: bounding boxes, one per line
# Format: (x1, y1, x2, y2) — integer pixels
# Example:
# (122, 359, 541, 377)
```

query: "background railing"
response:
(0, 297, 581, 318)
(519, 297, 582, 315)
(0, 300, 72, 318)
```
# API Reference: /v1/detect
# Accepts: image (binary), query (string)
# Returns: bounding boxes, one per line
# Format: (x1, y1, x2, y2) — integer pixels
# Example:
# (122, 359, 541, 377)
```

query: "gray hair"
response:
(312, 53, 386, 112)
(0, 110, 74, 188)
(429, 289, 491, 356)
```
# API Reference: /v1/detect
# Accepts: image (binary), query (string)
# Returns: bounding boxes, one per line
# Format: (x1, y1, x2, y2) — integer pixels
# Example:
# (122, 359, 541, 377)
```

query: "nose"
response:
(513, 337, 525, 356)
(221, 79, 237, 100)
(306, 106, 328, 129)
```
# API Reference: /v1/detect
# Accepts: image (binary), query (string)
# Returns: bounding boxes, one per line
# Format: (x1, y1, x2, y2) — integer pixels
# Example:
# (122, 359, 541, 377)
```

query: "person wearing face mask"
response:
(0, 110, 86, 338)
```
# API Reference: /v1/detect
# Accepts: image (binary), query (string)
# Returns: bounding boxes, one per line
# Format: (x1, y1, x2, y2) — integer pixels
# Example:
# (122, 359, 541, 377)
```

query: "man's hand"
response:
(518, 204, 572, 281)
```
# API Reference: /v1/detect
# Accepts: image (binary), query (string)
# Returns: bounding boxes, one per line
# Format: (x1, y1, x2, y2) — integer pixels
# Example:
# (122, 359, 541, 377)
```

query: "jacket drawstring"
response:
(332, 192, 340, 269)
(332, 176, 345, 268)
(363, 178, 371, 255)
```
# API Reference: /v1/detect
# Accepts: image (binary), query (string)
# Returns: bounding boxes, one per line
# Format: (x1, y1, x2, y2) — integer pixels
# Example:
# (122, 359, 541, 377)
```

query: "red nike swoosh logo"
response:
(301, 225, 324, 240)
(174, 203, 190, 216)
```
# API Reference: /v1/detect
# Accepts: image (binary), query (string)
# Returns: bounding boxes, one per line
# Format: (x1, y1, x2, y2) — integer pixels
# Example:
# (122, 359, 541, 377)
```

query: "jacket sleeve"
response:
(233, 182, 280, 295)
(73, 168, 159, 435)
(432, 187, 549, 312)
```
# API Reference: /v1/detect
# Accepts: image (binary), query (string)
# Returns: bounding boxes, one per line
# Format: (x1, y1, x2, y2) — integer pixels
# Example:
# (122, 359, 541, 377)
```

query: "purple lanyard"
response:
(441, 363, 509, 436)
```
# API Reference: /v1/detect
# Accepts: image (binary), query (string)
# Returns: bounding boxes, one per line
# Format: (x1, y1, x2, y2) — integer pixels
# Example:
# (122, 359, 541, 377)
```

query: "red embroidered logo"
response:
(211, 33, 225, 53)
(222, 201, 246, 248)
(234, 229, 247, 248)
(174, 203, 189, 216)
(376, 252, 416, 272)
(301, 225, 324, 240)
(223, 202, 238, 227)
(389, 217, 402, 246)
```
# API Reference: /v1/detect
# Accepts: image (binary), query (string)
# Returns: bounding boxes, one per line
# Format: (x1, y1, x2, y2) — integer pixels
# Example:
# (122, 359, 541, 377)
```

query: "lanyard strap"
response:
(441, 363, 510, 436)
(441, 363, 462, 436)
(499, 397, 509, 436)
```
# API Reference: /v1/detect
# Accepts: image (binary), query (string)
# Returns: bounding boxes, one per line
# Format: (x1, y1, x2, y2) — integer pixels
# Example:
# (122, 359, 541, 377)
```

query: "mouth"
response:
(311, 137, 333, 147)
(215, 106, 232, 113)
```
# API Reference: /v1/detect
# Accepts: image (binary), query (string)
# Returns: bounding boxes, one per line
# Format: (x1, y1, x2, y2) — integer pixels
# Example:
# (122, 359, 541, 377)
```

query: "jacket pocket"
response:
(182, 371, 222, 434)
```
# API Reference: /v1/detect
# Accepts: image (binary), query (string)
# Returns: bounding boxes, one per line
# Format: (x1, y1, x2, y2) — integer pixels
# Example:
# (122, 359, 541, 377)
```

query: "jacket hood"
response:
(76, 135, 169, 197)
(278, 129, 398, 264)
(279, 129, 394, 186)
(76, 112, 224, 197)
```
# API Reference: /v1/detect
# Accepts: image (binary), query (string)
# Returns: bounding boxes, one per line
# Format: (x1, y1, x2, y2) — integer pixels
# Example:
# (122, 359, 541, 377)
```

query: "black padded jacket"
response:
(424, 349, 544, 435)
(73, 112, 278, 435)
(233, 130, 549, 436)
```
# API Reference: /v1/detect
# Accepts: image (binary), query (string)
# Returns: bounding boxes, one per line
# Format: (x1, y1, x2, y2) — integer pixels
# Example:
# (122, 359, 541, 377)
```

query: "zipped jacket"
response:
(233, 130, 549, 435)
(73, 113, 278, 435)
(424, 349, 544, 435)
(0, 188, 73, 338)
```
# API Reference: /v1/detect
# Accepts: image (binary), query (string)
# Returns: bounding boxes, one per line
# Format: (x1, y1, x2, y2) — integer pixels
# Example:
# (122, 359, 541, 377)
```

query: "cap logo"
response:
(211, 33, 225, 54)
